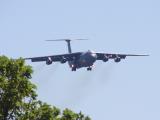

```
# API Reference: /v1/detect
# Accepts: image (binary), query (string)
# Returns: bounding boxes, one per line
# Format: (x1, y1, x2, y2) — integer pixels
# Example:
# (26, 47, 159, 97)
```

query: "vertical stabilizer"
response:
(65, 40, 72, 53)
(46, 39, 87, 53)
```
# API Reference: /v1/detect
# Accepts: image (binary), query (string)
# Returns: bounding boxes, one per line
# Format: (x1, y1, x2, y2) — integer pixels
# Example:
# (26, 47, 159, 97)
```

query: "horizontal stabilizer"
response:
(45, 39, 88, 42)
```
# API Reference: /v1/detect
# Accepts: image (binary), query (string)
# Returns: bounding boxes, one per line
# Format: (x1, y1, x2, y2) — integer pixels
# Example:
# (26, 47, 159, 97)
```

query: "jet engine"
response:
(60, 57, 67, 64)
(103, 55, 109, 62)
(114, 57, 121, 62)
(46, 57, 52, 65)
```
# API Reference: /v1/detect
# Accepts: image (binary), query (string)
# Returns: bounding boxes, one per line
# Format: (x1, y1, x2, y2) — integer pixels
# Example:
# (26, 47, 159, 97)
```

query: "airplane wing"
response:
(24, 52, 82, 62)
(96, 53, 149, 60)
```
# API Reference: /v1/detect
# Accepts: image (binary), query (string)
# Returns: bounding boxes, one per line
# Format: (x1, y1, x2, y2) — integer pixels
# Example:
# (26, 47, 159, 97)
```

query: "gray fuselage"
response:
(69, 50, 97, 69)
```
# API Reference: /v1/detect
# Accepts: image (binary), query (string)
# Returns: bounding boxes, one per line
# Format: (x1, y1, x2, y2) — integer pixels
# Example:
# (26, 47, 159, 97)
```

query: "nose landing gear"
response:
(72, 67, 76, 71)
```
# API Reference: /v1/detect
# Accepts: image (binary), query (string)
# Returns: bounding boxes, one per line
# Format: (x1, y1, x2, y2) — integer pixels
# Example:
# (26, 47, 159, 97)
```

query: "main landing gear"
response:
(71, 66, 93, 71)
(87, 67, 92, 71)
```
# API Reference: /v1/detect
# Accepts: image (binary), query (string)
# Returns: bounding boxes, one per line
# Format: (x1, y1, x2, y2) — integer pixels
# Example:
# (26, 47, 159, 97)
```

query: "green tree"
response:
(0, 56, 37, 120)
(0, 56, 91, 120)
(20, 102, 91, 120)
(61, 109, 91, 120)
(18, 101, 60, 120)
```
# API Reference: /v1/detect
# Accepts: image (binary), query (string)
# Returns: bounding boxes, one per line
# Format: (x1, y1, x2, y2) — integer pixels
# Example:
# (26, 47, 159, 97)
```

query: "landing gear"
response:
(87, 67, 92, 71)
(72, 67, 76, 71)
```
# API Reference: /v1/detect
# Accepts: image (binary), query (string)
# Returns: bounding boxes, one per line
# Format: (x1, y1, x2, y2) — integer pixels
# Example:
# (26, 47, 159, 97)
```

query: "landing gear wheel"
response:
(87, 67, 92, 71)
(72, 67, 76, 71)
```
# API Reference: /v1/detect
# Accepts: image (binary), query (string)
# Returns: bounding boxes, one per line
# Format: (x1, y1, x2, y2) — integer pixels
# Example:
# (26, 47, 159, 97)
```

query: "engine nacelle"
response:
(46, 57, 52, 65)
(103, 55, 109, 62)
(60, 57, 67, 64)
(114, 57, 121, 62)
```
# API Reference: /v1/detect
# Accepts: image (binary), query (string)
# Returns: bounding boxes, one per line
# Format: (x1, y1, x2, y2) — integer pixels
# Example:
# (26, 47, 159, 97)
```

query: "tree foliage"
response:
(0, 56, 36, 120)
(0, 56, 91, 120)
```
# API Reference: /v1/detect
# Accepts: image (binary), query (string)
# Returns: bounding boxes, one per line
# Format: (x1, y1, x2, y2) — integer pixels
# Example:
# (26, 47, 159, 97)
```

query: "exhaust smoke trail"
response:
(96, 62, 115, 85)
(32, 63, 60, 103)
(32, 63, 45, 83)
(32, 61, 114, 109)
(32, 63, 60, 86)
(61, 62, 110, 108)
(32, 63, 45, 75)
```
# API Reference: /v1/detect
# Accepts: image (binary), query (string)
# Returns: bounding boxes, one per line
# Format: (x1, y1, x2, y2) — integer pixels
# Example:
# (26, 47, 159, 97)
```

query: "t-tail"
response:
(66, 39, 72, 53)
(46, 39, 87, 53)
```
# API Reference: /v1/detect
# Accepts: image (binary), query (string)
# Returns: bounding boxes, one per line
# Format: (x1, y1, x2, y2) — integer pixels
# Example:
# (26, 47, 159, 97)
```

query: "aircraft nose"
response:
(89, 52, 97, 62)
(92, 52, 97, 57)
(86, 50, 97, 59)
(91, 53, 97, 59)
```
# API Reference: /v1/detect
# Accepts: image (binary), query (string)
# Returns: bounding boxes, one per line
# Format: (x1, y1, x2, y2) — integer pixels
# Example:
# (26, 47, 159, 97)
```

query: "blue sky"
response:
(0, 0, 160, 120)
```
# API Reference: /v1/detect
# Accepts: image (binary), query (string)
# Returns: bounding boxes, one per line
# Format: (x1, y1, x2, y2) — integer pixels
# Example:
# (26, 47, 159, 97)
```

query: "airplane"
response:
(24, 39, 149, 71)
